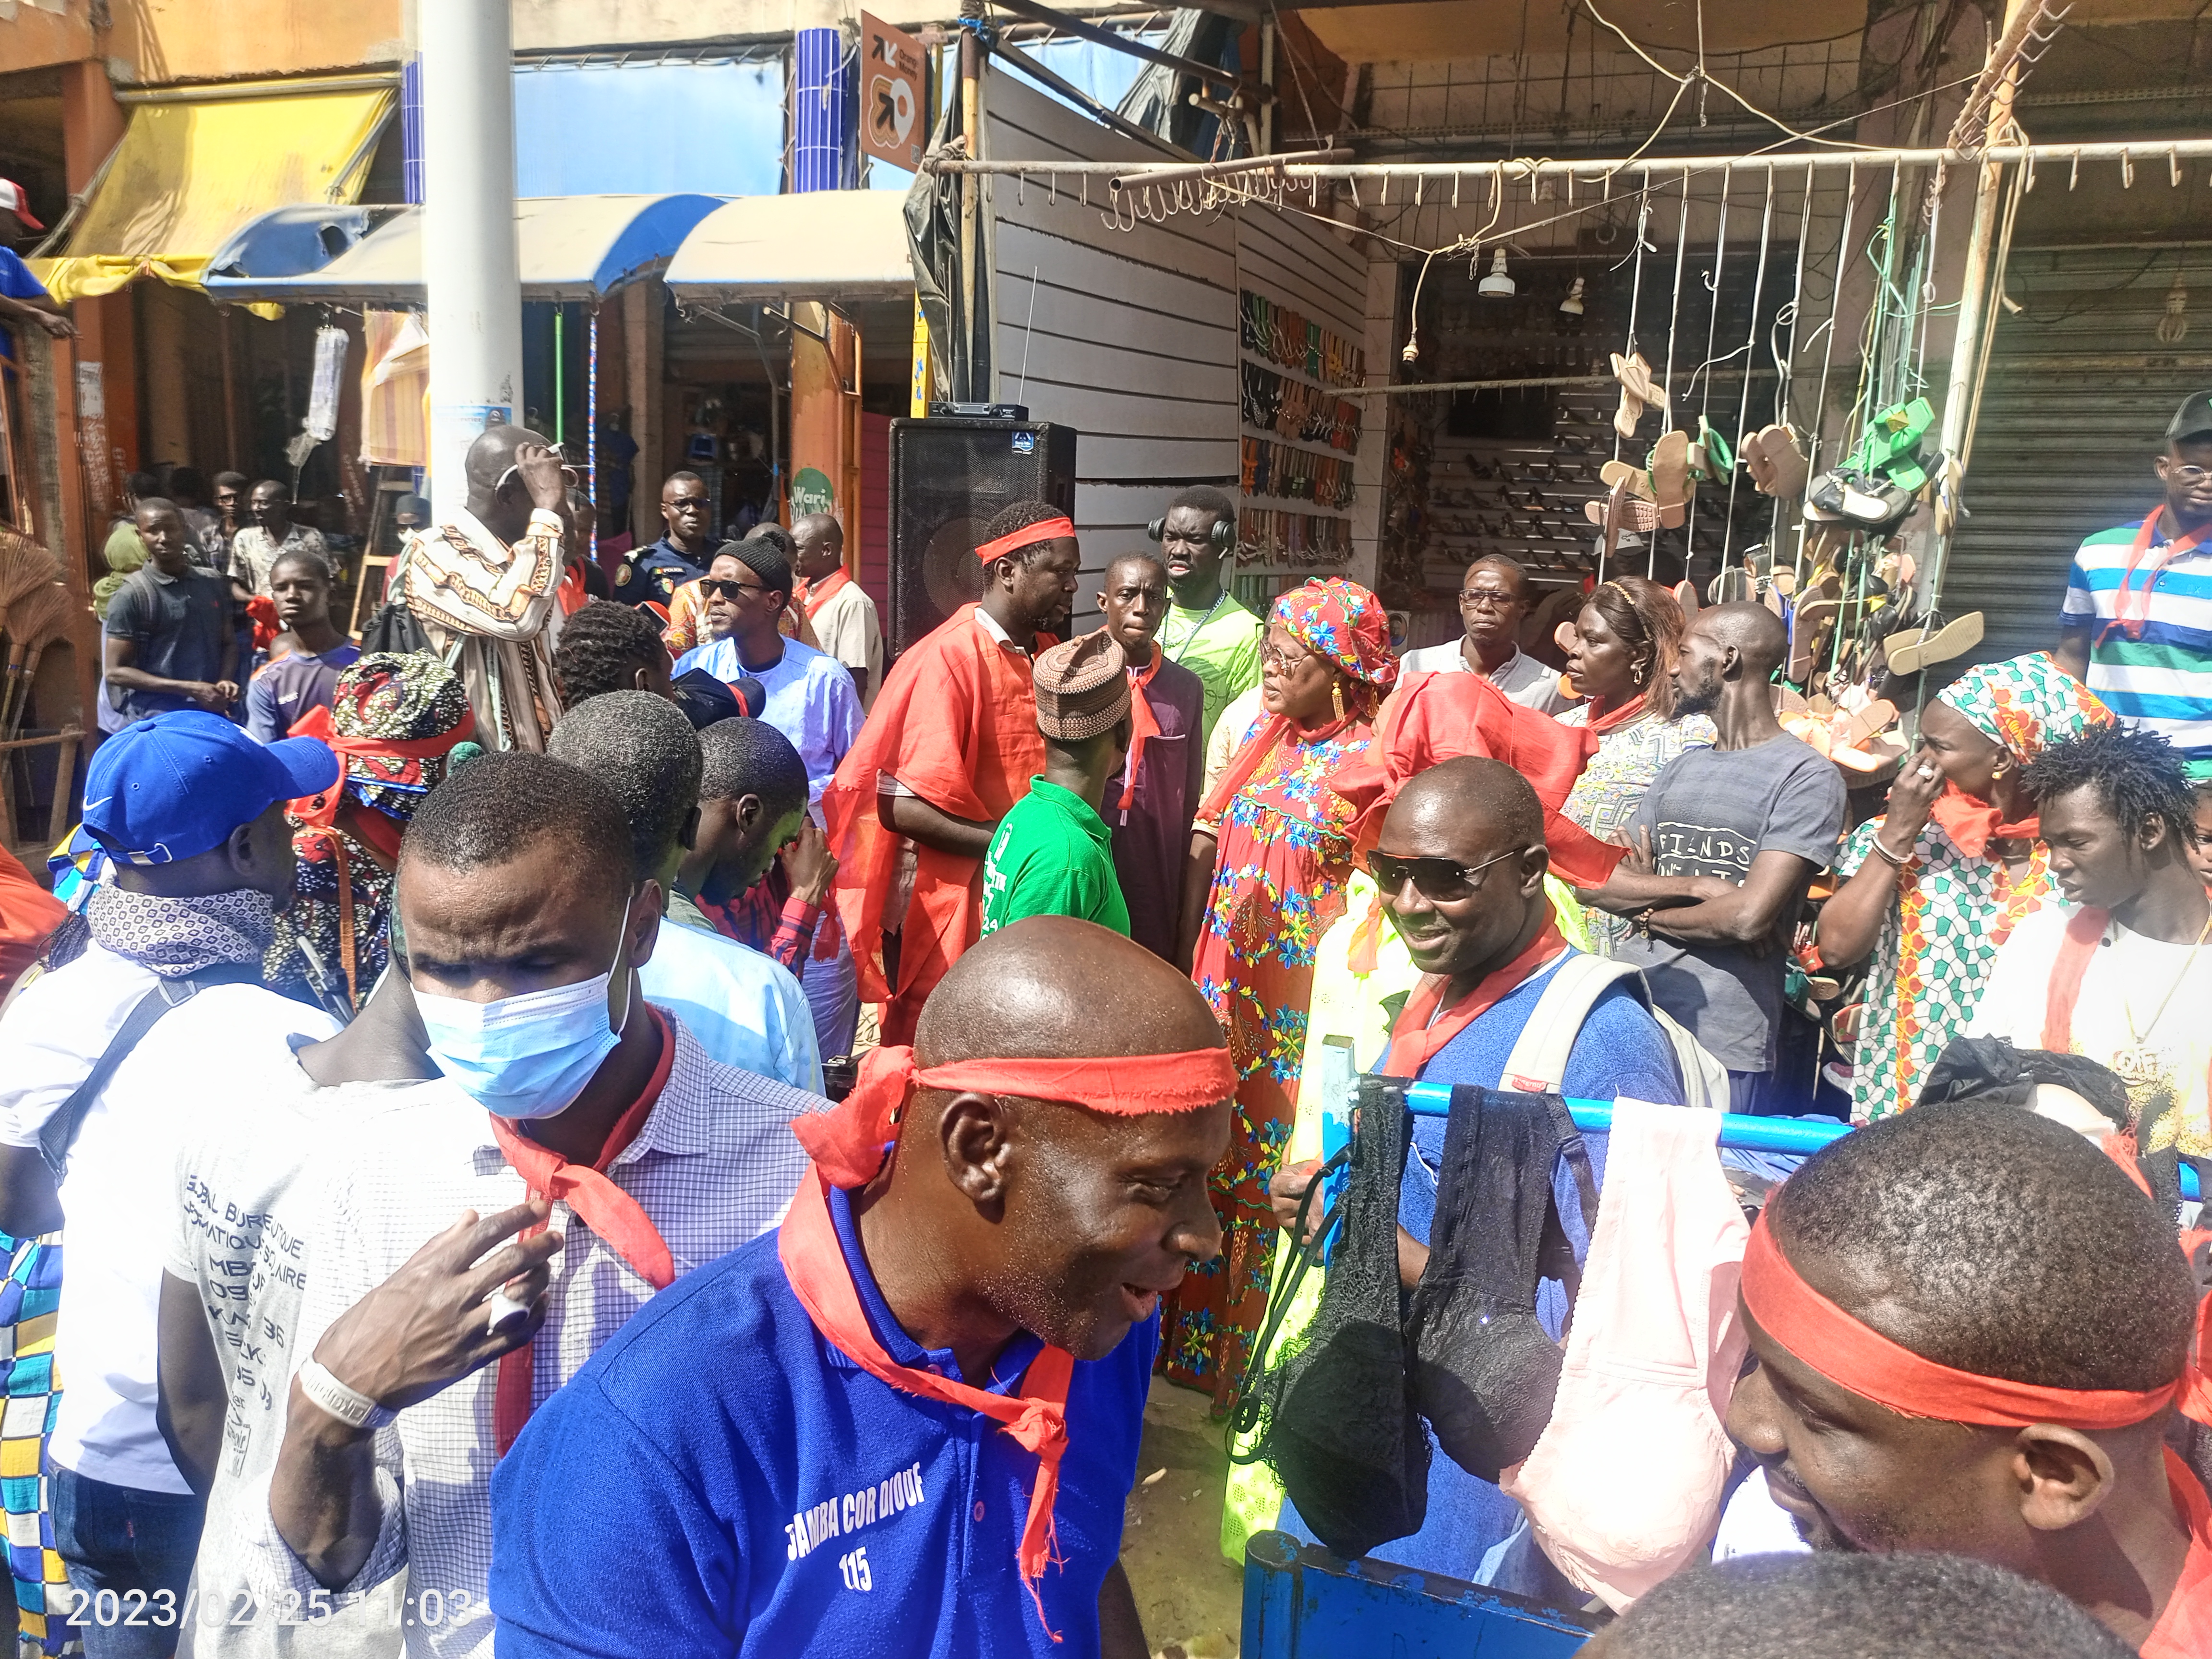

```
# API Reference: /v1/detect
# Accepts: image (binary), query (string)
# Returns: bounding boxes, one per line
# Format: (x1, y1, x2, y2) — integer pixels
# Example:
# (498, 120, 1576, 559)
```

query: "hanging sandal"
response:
(1651, 430, 1692, 530)
(1598, 458, 1656, 500)
(1883, 612, 1984, 676)
(1610, 351, 1669, 440)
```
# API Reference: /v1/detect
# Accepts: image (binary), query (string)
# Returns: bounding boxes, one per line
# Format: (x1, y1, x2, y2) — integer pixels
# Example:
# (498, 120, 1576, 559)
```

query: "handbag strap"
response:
(1226, 1140, 1352, 1461)
(37, 962, 262, 1179)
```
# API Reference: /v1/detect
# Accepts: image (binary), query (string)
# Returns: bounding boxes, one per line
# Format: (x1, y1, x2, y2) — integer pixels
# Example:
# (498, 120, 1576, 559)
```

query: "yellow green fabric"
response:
(1217, 871, 1594, 1564)
(31, 84, 393, 308)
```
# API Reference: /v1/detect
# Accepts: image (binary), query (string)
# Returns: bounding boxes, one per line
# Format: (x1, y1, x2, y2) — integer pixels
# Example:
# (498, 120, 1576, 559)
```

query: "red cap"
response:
(0, 181, 44, 233)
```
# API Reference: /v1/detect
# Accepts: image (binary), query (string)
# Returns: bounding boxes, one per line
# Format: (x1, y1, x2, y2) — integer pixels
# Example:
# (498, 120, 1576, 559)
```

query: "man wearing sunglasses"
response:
(2056, 391, 2212, 777)
(613, 470, 716, 610)
(1265, 755, 1685, 1591)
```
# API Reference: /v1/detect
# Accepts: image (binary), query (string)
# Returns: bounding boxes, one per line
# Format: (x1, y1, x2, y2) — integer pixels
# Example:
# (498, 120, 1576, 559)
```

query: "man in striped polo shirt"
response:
(2056, 390, 2212, 774)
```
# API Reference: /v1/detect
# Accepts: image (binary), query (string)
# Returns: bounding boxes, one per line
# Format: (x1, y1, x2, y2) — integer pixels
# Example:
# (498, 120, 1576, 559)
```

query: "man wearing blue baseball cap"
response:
(0, 711, 339, 1655)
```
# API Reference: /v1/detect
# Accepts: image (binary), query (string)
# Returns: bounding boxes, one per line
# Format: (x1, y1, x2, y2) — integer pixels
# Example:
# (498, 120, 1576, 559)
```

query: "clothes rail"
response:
(1392, 1081, 2202, 1202)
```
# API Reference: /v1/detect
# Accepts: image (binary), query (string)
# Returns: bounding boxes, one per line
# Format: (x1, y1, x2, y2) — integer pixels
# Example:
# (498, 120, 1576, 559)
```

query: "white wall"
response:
(982, 67, 1379, 626)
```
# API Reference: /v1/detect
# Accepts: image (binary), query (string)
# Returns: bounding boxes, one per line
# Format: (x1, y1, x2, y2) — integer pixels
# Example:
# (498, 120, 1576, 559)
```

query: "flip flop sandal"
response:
(1757, 425, 1811, 500)
(1598, 458, 1656, 500)
(1742, 429, 1778, 493)
(1610, 350, 1669, 439)
(1708, 565, 1754, 605)
(1651, 430, 1692, 530)
(1771, 568, 1798, 597)
(1829, 1002, 1864, 1047)
(1673, 579, 1700, 617)
(1553, 618, 1581, 656)
(1884, 612, 1984, 676)
(1764, 584, 1786, 618)
(1697, 417, 1736, 479)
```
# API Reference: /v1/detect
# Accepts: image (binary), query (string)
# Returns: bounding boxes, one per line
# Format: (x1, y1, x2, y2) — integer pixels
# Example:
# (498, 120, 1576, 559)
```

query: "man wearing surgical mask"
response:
(251, 751, 823, 1659)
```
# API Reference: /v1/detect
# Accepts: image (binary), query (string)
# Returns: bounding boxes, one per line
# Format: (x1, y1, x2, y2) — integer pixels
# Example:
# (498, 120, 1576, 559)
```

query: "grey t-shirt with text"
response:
(1612, 733, 1846, 1072)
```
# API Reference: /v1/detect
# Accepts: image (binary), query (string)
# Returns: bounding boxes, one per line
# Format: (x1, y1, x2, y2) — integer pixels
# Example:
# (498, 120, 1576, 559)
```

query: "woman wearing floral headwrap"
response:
(1161, 577, 1397, 1411)
(264, 653, 477, 1012)
(1816, 651, 2111, 1121)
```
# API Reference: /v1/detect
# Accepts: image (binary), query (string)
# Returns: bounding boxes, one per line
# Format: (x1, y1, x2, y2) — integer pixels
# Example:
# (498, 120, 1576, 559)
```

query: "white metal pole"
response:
(421, 0, 521, 524)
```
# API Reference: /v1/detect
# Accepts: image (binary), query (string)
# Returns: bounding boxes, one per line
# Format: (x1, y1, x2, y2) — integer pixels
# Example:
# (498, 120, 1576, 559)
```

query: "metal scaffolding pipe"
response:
(930, 135, 2212, 183)
(421, 0, 523, 520)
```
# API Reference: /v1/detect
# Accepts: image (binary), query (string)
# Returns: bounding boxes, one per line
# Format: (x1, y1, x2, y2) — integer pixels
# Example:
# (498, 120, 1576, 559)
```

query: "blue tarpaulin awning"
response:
(202, 193, 726, 306)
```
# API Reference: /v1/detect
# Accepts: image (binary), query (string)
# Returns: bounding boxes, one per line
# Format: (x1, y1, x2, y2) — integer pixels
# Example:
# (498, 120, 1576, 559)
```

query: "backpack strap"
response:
(37, 962, 263, 1180)
(1497, 952, 1649, 1095)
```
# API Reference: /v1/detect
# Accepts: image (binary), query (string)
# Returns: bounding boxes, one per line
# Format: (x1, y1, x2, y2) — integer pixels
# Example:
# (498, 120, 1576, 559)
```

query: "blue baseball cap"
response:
(73, 711, 339, 866)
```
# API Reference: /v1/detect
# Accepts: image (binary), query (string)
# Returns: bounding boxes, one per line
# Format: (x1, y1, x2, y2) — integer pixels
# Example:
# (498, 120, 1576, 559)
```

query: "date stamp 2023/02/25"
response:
(62, 1585, 480, 1633)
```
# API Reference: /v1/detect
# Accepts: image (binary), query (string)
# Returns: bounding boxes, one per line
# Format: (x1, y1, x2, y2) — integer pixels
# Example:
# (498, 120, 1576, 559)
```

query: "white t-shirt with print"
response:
(0, 943, 339, 1492)
(1968, 902, 2212, 1158)
(167, 1046, 456, 1654)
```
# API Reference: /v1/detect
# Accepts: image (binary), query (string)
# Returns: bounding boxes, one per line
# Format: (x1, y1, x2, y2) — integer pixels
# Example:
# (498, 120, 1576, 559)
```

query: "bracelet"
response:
(297, 1360, 396, 1432)
(1867, 835, 1913, 869)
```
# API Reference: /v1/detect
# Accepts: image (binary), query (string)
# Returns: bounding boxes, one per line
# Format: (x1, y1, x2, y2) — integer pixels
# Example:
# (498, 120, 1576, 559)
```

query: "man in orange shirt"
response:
(823, 500, 1079, 1043)
(0, 842, 62, 1000)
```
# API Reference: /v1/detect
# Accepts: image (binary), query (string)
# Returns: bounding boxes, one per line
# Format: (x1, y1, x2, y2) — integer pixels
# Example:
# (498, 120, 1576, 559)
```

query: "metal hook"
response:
(2069, 150, 2080, 191)
(1454, 170, 1461, 207)
(2024, 154, 2036, 192)
(2122, 148, 2135, 189)
(2172, 146, 2182, 188)
(1415, 172, 1424, 205)
(1380, 172, 1389, 206)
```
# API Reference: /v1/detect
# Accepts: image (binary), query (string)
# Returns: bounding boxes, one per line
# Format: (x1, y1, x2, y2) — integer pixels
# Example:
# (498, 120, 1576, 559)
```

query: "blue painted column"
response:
(792, 26, 853, 192)
(401, 56, 425, 205)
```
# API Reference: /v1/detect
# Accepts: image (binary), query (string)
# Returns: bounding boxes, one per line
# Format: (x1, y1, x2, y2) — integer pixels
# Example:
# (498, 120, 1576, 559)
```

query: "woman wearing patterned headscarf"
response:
(1160, 577, 1397, 1413)
(265, 653, 477, 1012)
(1816, 651, 2111, 1121)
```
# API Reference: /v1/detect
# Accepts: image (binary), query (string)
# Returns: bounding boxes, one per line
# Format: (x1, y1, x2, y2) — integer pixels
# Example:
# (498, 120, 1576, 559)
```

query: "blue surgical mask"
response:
(416, 901, 635, 1120)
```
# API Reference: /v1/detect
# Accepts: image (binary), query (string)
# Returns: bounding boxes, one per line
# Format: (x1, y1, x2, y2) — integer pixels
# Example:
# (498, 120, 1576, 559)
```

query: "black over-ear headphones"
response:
(1146, 515, 1236, 549)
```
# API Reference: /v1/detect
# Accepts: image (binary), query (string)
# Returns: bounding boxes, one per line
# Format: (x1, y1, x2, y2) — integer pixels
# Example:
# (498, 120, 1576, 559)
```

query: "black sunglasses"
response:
(1370, 847, 1525, 903)
(699, 577, 769, 601)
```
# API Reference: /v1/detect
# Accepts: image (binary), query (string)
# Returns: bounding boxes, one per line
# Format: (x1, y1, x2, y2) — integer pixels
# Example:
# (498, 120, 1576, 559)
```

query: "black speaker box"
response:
(887, 417, 1077, 656)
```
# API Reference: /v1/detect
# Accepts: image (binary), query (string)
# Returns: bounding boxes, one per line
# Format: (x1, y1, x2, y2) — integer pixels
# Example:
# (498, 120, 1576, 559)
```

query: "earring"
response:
(1331, 680, 1346, 721)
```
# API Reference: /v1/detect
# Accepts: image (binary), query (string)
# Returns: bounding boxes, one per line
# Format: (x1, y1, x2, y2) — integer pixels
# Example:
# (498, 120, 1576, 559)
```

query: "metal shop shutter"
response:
(1941, 244, 2212, 664)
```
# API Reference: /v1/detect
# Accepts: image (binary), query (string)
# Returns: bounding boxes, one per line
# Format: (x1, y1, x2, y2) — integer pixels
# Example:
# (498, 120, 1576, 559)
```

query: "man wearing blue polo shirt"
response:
(2056, 390, 2212, 775)
(490, 917, 1235, 1658)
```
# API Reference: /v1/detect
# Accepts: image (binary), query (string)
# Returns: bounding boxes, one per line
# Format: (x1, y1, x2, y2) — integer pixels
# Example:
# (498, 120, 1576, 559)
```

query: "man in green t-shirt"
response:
(980, 629, 1134, 938)
(1152, 484, 1262, 745)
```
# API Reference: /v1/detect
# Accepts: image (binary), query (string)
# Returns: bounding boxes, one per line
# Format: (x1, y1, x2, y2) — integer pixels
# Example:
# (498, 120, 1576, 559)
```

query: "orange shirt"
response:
(2142, 1449, 2212, 1659)
(0, 842, 65, 998)
(823, 604, 1046, 1016)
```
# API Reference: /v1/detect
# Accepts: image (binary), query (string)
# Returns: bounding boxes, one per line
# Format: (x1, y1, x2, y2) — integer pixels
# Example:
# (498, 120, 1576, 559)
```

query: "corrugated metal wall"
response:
(1940, 244, 2212, 663)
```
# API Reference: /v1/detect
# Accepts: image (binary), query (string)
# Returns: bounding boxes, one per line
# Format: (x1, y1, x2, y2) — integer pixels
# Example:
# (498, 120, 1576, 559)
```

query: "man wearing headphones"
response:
(1152, 486, 1262, 747)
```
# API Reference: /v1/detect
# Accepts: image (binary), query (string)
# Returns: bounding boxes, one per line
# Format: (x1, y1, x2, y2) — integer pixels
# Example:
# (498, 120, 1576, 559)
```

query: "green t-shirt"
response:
(979, 778, 1131, 938)
(1158, 591, 1263, 747)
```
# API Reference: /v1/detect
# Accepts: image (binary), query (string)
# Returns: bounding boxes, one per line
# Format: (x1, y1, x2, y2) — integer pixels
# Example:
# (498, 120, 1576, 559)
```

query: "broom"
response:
(0, 527, 64, 646)
(0, 580, 74, 739)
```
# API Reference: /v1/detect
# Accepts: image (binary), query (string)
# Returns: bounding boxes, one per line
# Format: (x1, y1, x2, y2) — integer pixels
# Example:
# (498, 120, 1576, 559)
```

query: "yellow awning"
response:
(31, 83, 394, 307)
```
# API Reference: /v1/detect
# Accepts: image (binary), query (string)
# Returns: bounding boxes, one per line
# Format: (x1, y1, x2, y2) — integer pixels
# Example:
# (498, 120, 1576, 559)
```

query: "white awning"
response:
(664, 191, 914, 303)
(202, 193, 725, 305)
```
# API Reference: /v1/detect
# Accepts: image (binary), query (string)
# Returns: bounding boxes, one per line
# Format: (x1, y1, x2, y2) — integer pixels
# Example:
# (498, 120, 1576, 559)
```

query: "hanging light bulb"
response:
(1558, 276, 1586, 317)
(2157, 271, 2189, 345)
(1478, 248, 1516, 299)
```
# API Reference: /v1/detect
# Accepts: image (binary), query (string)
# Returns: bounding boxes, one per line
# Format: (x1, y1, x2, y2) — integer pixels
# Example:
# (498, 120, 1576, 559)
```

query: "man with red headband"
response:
(824, 499, 1081, 1044)
(1729, 1099, 2212, 1658)
(489, 917, 1233, 1657)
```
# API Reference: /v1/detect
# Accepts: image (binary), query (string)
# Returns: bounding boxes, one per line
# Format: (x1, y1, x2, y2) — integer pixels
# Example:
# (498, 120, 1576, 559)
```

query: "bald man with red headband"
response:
(1729, 1098, 2211, 1658)
(824, 499, 1081, 1043)
(490, 918, 1232, 1657)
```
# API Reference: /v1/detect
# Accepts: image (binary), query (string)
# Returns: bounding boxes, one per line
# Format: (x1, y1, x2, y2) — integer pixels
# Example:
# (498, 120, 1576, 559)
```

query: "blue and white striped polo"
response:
(2060, 514, 2212, 768)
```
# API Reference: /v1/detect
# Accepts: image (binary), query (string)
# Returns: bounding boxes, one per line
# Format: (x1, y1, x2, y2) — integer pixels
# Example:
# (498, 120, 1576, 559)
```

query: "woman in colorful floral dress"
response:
(1160, 577, 1398, 1413)
(1816, 651, 2111, 1121)
(1554, 577, 1716, 953)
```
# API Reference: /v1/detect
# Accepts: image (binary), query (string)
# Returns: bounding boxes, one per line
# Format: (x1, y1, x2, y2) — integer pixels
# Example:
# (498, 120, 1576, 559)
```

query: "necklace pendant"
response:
(2109, 1045, 2167, 1087)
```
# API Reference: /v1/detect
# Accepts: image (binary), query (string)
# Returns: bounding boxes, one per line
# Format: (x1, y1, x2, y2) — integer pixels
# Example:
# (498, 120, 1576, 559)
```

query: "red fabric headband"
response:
(975, 517, 1076, 565)
(794, 1042, 1237, 1188)
(1742, 1206, 2203, 1431)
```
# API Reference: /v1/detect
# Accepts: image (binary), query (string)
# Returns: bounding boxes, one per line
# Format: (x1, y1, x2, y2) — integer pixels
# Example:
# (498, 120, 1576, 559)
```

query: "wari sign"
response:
(860, 12, 926, 171)
(792, 466, 836, 517)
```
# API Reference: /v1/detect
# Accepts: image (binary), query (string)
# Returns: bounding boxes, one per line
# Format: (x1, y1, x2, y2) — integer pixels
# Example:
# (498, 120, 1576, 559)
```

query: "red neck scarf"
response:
(780, 1041, 1235, 1638)
(1928, 781, 2038, 860)
(489, 1007, 676, 1455)
(1198, 708, 1362, 824)
(1380, 921, 1569, 1078)
(1117, 644, 1164, 812)
(2103, 510, 2212, 644)
(1744, 1204, 2212, 1430)
(1577, 690, 1651, 746)
(801, 566, 851, 618)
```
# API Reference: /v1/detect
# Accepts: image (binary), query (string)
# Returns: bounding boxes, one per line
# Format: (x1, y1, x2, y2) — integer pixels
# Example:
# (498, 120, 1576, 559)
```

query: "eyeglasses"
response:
(494, 460, 580, 493)
(699, 577, 768, 601)
(2168, 463, 2212, 485)
(1370, 847, 1526, 903)
(1260, 643, 1320, 673)
(1458, 589, 1521, 611)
